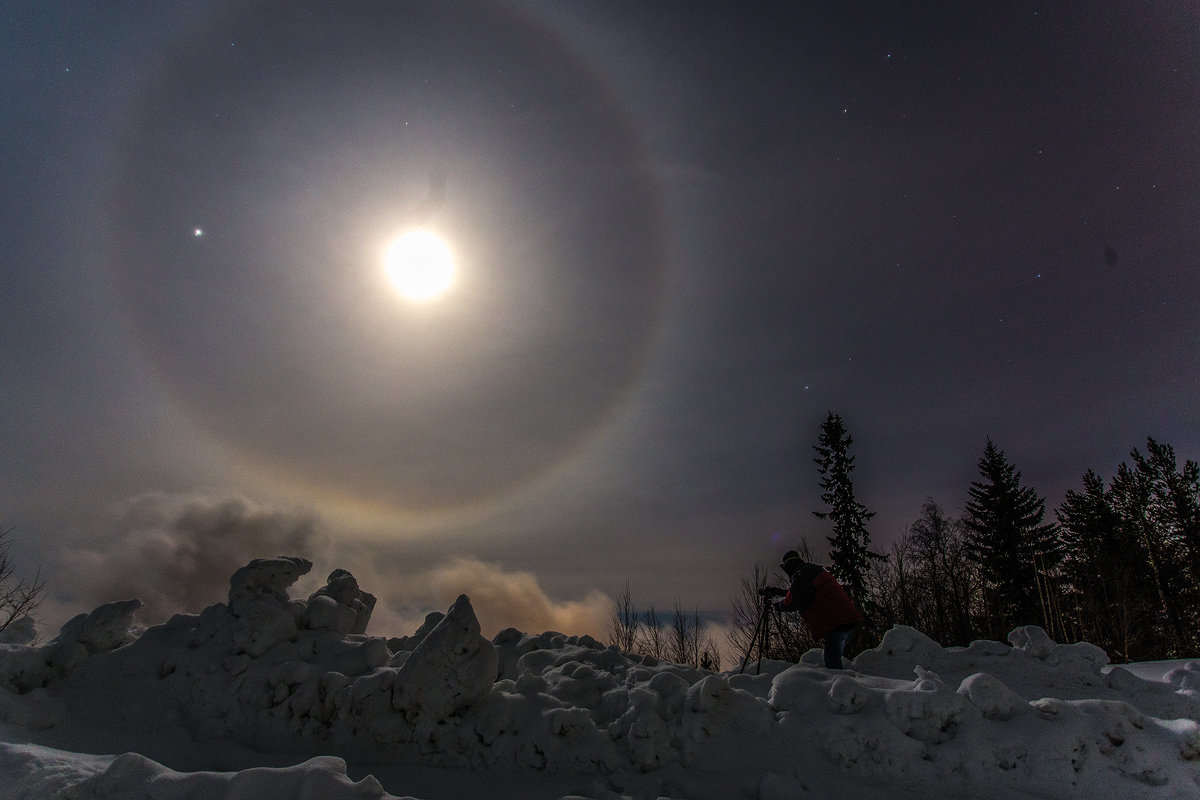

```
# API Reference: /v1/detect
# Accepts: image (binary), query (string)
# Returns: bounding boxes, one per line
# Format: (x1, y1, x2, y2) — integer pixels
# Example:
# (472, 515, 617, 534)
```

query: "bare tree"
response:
(607, 581, 640, 653)
(669, 600, 696, 667)
(727, 563, 766, 661)
(640, 605, 666, 660)
(669, 600, 721, 669)
(608, 585, 721, 670)
(1, 526, 46, 635)
(871, 501, 982, 647)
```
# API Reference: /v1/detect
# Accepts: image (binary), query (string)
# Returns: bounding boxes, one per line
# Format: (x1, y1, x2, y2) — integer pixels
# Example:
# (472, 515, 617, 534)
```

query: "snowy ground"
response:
(1, 557, 1197, 799)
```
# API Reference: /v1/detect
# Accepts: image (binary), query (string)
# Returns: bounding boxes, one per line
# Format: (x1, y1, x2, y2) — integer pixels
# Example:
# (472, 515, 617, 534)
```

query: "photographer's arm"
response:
(776, 569, 817, 612)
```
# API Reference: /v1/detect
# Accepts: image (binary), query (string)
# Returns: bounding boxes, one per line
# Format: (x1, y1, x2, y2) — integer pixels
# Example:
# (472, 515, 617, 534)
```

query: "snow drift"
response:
(1, 556, 1198, 799)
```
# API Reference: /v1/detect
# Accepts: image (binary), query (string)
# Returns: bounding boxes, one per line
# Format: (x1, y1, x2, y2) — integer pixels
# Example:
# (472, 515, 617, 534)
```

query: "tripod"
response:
(738, 595, 777, 675)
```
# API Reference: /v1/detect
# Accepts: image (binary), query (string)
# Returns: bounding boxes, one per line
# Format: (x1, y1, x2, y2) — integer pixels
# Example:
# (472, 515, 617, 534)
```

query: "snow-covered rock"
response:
(391, 594, 497, 733)
(958, 671, 1025, 721)
(0, 599, 142, 693)
(304, 569, 377, 635)
(1009, 623, 1057, 658)
(1165, 661, 1200, 693)
(228, 556, 313, 612)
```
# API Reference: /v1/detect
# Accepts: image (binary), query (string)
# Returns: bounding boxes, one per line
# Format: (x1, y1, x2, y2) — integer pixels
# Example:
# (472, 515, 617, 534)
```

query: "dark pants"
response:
(824, 625, 856, 669)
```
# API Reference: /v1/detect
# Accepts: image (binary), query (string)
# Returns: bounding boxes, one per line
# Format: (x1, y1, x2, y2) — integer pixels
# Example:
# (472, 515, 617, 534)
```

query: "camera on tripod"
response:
(741, 586, 788, 674)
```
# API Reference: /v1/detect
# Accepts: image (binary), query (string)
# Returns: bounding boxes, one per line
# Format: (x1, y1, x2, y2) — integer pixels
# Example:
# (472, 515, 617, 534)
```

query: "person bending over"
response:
(765, 550, 862, 669)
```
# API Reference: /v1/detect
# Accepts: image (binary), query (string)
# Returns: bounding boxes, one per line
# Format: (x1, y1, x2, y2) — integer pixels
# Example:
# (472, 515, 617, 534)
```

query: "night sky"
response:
(3, 1, 1198, 638)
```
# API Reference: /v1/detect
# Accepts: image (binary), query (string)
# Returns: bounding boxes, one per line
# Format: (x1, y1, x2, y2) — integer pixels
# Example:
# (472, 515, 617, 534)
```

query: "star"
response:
(193, 228, 203, 237)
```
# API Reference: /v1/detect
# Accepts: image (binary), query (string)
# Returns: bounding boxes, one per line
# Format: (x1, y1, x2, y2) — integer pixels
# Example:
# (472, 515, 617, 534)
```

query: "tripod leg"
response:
(770, 605, 796, 663)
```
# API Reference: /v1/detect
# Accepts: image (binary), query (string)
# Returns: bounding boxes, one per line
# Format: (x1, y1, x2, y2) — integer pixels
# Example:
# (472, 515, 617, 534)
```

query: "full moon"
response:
(384, 229, 456, 301)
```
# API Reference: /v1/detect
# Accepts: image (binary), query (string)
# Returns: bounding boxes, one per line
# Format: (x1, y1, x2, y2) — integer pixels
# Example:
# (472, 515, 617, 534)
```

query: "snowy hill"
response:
(1, 557, 1198, 799)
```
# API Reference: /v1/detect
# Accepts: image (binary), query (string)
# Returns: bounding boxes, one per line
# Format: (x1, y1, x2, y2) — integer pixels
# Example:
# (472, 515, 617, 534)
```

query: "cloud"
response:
(415, 557, 612, 639)
(317, 552, 614, 641)
(53, 492, 328, 624)
(45, 493, 613, 644)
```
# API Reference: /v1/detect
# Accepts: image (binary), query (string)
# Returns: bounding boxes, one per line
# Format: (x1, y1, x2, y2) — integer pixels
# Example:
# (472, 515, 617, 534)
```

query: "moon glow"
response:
(109, 1, 663, 516)
(384, 229, 456, 301)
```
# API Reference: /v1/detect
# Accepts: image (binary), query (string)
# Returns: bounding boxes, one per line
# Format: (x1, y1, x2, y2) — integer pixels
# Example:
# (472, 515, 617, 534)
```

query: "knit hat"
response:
(780, 550, 803, 572)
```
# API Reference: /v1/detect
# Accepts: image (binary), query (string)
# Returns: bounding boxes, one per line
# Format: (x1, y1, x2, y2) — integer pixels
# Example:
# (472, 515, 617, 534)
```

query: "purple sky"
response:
(3, 1, 1198, 635)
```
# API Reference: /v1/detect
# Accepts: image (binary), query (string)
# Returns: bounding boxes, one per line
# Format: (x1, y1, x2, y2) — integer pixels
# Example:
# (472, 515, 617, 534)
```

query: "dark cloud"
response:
(55, 493, 327, 623)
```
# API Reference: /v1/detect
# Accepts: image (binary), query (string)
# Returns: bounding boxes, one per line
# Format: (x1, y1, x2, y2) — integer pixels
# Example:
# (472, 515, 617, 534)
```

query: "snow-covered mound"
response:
(0, 744, 406, 800)
(1, 557, 1198, 800)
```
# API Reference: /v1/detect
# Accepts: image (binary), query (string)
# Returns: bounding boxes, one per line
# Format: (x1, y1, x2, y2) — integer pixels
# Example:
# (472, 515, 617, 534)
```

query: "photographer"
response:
(763, 550, 862, 669)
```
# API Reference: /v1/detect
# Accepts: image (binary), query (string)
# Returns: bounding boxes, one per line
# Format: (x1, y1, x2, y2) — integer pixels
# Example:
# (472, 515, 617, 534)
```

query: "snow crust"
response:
(2, 557, 1198, 799)
(0, 743, 410, 800)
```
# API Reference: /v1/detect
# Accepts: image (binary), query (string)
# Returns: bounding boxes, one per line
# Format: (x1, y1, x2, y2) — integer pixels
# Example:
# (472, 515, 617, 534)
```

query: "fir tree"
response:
(812, 413, 885, 615)
(962, 439, 1059, 638)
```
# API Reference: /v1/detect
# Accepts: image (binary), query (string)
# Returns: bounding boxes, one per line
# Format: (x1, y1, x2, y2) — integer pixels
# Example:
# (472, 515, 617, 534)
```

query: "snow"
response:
(1, 558, 1198, 799)
(0, 745, 403, 800)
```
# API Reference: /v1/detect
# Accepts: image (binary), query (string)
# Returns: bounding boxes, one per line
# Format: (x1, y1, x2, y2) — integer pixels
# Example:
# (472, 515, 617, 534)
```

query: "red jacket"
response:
(777, 563, 862, 639)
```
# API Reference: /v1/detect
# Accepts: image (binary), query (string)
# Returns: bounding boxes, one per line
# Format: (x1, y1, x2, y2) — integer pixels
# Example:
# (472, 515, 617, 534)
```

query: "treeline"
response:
(871, 435, 1200, 662)
(608, 415, 1199, 668)
(607, 584, 723, 671)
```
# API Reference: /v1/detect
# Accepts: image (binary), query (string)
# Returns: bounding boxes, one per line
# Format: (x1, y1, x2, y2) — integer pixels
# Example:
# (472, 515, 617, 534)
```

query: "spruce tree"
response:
(962, 439, 1059, 638)
(812, 413, 885, 615)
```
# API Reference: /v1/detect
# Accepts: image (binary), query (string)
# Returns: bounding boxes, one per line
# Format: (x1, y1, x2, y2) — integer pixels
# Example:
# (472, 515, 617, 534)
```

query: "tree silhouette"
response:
(1107, 439, 1200, 656)
(812, 413, 885, 630)
(962, 440, 1059, 638)
(1057, 470, 1152, 660)
(1, 526, 46, 637)
(607, 581, 640, 654)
